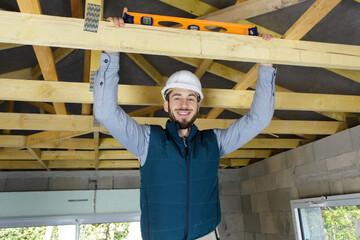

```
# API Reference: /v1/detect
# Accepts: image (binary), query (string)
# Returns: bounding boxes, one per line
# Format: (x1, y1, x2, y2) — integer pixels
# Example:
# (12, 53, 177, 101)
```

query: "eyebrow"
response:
(171, 93, 197, 99)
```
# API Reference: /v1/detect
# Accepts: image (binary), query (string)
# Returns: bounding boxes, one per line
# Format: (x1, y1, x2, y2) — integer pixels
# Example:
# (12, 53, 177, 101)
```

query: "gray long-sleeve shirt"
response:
(94, 53, 276, 166)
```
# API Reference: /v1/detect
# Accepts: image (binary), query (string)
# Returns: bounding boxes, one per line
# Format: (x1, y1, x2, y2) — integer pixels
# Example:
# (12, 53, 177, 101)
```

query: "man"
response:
(94, 12, 276, 240)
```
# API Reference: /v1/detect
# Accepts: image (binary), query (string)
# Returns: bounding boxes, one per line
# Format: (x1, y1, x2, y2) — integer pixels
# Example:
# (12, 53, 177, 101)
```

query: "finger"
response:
(112, 17, 119, 27)
(123, 7, 128, 17)
(119, 18, 125, 27)
(106, 17, 113, 22)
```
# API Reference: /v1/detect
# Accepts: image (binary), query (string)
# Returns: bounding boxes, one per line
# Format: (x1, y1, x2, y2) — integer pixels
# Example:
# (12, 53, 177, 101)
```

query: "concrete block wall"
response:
(238, 125, 360, 240)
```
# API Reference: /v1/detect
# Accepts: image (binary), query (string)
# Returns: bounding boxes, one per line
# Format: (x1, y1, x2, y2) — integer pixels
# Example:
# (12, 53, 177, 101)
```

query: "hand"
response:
(258, 33, 273, 67)
(106, 7, 128, 28)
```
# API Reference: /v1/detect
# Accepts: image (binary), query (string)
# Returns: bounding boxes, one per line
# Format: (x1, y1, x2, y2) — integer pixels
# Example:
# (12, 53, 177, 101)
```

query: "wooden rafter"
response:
(0, 113, 346, 135)
(1, 79, 359, 113)
(16, 0, 67, 115)
(0, 11, 359, 70)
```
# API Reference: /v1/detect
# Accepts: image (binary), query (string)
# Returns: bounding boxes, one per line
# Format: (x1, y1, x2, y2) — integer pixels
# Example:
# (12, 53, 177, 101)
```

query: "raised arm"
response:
(93, 52, 150, 166)
(214, 64, 276, 157)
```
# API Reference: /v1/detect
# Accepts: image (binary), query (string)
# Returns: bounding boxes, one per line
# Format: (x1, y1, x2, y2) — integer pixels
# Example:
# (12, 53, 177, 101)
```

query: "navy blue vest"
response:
(140, 120, 221, 240)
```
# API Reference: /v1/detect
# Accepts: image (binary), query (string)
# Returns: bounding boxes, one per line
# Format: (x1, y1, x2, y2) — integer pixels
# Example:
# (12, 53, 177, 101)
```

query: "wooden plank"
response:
(0, 43, 22, 50)
(0, 113, 347, 135)
(26, 131, 88, 147)
(160, 0, 218, 16)
(128, 106, 163, 117)
(1, 12, 359, 70)
(27, 148, 50, 170)
(94, 131, 99, 169)
(16, 0, 67, 115)
(126, 53, 163, 85)
(32, 138, 94, 150)
(220, 159, 251, 167)
(283, 0, 341, 40)
(26, 102, 56, 114)
(194, 59, 214, 79)
(0, 135, 26, 148)
(70, 0, 83, 18)
(1, 79, 360, 113)
(0, 68, 32, 79)
(0, 161, 43, 170)
(3, 101, 14, 135)
(223, 150, 272, 158)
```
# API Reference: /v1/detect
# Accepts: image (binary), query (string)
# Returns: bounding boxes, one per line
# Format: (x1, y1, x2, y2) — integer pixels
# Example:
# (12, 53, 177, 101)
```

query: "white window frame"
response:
(291, 193, 360, 240)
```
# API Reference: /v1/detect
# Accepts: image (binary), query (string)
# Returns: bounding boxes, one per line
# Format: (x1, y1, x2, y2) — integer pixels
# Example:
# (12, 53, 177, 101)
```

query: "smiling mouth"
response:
(176, 110, 192, 118)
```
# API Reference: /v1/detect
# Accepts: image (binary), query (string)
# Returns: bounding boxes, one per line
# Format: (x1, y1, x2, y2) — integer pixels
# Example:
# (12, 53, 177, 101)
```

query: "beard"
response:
(168, 107, 198, 129)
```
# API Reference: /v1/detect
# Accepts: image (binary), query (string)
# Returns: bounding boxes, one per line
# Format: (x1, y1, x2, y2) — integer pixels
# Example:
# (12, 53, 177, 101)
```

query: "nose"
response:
(180, 99, 188, 109)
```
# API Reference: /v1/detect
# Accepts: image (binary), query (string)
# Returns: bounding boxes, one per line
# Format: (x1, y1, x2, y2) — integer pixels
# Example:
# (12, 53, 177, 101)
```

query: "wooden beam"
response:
(194, 59, 214, 79)
(0, 135, 25, 148)
(0, 135, 302, 150)
(283, 0, 341, 40)
(128, 106, 163, 117)
(2, 101, 14, 135)
(27, 147, 50, 170)
(0, 43, 22, 50)
(0, 68, 32, 79)
(70, 0, 83, 18)
(1, 12, 359, 70)
(220, 159, 251, 167)
(0, 113, 347, 135)
(16, 0, 67, 115)
(162, 0, 309, 23)
(159, 0, 218, 16)
(25, 131, 88, 147)
(126, 53, 163, 86)
(94, 131, 100, 169)
(1, 79, 360, 113)
(26, 102, 56, 114)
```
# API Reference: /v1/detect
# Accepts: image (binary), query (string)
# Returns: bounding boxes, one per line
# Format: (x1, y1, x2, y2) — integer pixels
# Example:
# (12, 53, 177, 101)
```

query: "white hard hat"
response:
(161, 70, 204, 102)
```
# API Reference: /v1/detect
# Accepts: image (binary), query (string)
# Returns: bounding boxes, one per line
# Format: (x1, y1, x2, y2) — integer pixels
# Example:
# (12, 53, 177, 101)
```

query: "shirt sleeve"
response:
(213, 65, 276, 158)
(93, 52, 150, 166)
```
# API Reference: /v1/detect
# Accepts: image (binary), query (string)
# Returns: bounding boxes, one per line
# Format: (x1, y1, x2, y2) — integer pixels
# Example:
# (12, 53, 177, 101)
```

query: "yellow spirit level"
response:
(123, 12, 258, 36)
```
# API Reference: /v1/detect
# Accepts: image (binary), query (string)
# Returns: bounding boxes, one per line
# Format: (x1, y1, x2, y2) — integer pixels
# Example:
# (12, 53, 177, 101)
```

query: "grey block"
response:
(314, 129, 354, 161)
(297, 181, 331, 198)
(285, 143, 315, 168)
(241, 195, 252, 214)
(224, 213, 244, 232)
(219, 169, 241, 182)
(264, 153, 286, 174)
(240, 178, 256, 195)
(268, 188, 292, 212)
(326, 151, 359, 171)
(260, 212, 292, 235)
(220, 196, 242, 213)
(0, 178, 5, 191)
(330, 179, 344, 195)
(350, 125, 360, 151)
(243, 213, 261, 232)
(294, 160, 328, 178)
(114, 176, 140, 189)
(221, 181, 241, 196)
(342, 176, 360, 193)
(221, 232, 245, 240)
(247, 161, 265, 178)
(255, 174, 276, 193)
(5, 178, 48, 191)
(239, 167, 249, 181)
(251, 192, 269, 213)
(49, 177, 88, 190)
(275, 168, 294, 189)
(97, 176, 114, 189)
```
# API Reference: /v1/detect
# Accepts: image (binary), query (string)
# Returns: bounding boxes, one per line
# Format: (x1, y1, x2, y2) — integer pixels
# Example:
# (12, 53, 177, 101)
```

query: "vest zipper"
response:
(182, 137, 190, 240)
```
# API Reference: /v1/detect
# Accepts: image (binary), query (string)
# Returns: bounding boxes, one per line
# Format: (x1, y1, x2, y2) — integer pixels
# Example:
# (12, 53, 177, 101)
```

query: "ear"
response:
(163, 100, 169, 113)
